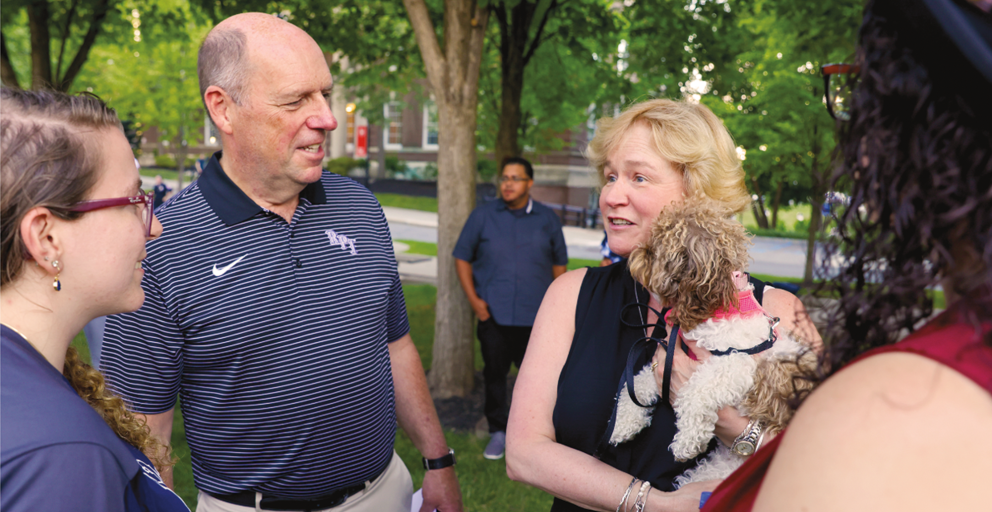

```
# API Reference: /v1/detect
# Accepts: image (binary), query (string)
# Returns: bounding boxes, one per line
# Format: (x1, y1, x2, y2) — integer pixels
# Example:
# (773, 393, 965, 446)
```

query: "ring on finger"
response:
(651, 361, 659, 371)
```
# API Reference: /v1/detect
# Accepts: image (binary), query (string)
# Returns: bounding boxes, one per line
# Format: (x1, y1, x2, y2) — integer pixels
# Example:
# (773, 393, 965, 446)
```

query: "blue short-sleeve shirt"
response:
(100, 153, 409, 498)
(452, 198, 568, 326)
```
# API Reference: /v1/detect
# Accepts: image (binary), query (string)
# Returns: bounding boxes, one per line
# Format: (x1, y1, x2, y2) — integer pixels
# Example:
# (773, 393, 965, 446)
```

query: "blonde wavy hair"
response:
(1, 88, 173, 472)
(586, 99, 750, 214)
(628, 200, 751, 331)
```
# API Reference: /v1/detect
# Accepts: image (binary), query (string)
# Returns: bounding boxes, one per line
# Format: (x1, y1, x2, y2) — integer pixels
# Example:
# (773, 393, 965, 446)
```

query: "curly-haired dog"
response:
(615, 201, 817, 487)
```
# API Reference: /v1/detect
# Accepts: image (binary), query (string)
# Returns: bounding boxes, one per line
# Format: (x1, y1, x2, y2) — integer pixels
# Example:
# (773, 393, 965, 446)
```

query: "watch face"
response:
(734, 441, 755, 457)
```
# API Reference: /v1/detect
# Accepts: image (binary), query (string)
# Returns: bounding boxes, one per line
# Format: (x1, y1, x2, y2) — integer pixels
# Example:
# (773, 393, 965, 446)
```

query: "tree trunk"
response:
(492, 0, 558, 167)
(749, 176, 769, 229)
(175, 126, 186, 192)
(54, 0, 111, 92)
(771, 180, 784, 229)
(27, 1, 52, 90)
(403, 0, 489, 398)
(803, 125, 823, 286)
(0, 34, 20, 89)
(493, 3, 528, 166)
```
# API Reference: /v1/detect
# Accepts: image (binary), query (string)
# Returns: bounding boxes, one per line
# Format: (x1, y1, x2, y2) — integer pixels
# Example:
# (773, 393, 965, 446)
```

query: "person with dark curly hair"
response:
(702, 0, 992, 509)
(0, 88, 186, 511)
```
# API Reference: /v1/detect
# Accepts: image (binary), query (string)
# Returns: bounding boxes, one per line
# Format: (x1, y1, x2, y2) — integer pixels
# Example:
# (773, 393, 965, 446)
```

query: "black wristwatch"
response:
(422, 448, 456, 470)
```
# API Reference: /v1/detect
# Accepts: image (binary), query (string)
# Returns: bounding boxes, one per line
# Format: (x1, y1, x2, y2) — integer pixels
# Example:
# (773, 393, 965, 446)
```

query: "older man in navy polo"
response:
(453, 157, 567, 460)
(101, 13, 462, 512)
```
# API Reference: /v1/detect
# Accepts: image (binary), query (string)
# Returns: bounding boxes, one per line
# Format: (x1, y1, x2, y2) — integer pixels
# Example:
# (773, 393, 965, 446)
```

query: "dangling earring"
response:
(52, 260, 61, 291)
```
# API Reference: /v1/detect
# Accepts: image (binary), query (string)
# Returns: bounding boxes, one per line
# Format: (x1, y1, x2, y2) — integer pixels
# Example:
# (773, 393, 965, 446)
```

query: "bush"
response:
(793, 218, 810, 233)
(154, 154, 196, 169)
(326, 157, 365, 176)
(420, 162, 438, 180)
(154, 154, 176, 168)
(384, 155, 407, 176)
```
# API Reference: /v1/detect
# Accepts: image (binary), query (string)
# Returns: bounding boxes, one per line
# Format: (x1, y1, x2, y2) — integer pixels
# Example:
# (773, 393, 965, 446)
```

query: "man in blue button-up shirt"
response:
(453, 157, 568, 460)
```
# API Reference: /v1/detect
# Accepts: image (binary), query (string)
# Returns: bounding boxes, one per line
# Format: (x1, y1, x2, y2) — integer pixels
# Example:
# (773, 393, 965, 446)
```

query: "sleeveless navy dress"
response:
(550, 261, 717, 512)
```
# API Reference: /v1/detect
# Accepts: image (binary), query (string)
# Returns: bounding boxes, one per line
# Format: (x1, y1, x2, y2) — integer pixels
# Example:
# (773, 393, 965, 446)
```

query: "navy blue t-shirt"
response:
(0, 325, 188, 512)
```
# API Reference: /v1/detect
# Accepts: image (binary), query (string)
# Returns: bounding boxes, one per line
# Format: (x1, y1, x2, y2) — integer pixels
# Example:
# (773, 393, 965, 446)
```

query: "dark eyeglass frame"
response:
(59, 192, 155, 237)
(821, 63, 861, 121)
(498, 175, 532, 184)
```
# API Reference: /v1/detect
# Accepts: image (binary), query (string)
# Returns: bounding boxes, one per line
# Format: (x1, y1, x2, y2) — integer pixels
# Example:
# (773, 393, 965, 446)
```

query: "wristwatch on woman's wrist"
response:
(731, 419, 763, 457)
(422, 448, 457, 470)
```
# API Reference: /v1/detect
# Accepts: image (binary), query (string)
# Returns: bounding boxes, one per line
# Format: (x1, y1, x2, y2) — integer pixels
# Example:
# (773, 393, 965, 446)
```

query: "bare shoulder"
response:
(754, 352, 992, 511)
(762, 287, 822, 349)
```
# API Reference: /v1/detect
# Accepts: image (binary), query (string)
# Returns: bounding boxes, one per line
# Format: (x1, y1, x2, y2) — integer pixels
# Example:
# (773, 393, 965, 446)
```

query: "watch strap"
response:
(422, 448, 456, 470)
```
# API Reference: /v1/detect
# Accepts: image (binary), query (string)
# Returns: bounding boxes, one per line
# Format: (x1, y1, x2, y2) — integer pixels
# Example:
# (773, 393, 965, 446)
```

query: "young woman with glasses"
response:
(0, 88, 187, 511)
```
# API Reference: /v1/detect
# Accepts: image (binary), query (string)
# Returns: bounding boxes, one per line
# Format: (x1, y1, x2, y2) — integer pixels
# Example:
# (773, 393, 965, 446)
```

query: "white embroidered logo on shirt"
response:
(325, 229, 358, 255)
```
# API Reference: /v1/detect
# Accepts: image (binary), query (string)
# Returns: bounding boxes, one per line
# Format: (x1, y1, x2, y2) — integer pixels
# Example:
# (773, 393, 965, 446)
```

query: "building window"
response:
(423, 100, 439, 149)
(384, 102, 402, 149)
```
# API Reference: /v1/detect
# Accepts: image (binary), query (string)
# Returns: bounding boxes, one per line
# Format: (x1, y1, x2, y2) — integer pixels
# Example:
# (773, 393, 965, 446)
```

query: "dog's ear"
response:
(628, 242, 652, 292)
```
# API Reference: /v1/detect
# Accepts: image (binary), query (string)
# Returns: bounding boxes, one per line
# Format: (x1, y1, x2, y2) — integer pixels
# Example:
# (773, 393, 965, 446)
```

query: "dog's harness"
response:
(707, 316, 781, 356)
(595, 274, 774, 457)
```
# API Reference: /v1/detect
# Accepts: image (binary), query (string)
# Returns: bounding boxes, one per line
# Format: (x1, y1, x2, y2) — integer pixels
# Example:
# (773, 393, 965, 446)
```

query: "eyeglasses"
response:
(498, 176, 531, 184)
(61, 192, 155, 237)
(822, 63, 860, 121)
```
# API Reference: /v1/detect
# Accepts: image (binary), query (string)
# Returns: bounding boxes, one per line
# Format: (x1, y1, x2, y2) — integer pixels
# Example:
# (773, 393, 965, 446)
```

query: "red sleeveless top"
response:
(701, 304, 992, 511)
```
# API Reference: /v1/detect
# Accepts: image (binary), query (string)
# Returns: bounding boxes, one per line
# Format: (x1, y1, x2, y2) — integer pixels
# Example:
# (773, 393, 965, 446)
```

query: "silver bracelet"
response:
(633, 481, 652, 512)
(755, 428, 768, 452)
(617, 477, 638, 512)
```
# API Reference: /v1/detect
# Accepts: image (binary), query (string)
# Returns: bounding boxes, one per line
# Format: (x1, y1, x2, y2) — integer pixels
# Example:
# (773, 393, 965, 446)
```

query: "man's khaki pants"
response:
(196, 451, 413, 512)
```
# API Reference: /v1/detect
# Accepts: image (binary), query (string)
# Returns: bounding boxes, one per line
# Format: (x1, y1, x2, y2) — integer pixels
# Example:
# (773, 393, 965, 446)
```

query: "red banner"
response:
(355, 125, 368, 158)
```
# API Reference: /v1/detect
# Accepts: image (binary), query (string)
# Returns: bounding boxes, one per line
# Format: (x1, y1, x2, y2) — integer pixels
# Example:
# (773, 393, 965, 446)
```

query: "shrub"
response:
(385, 155, 407, 175)
(326, 157, 365, 176)
(420, 162, 438, 180)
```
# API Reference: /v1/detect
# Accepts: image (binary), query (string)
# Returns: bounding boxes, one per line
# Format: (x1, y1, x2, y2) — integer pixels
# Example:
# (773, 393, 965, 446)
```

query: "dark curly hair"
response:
(815, 0, 992, 382)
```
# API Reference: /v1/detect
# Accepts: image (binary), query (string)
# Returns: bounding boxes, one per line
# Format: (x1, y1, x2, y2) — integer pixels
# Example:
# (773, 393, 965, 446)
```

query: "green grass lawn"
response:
(396, 239, 601, 273)
(739, 203, 811, 232)
(376, 193, 439, 212)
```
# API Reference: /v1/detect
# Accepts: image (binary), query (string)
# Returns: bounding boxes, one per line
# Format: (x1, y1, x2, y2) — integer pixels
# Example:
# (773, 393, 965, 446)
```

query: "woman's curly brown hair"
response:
(63, 347, 175, 472)
(812, 0, 992, 388)
(629, 200, 752, 331)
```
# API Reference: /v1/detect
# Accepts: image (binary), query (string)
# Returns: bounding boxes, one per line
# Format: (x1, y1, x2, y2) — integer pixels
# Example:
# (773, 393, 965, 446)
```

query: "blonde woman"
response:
(506, 99, 820, 512)
(0, 88, 183, 511)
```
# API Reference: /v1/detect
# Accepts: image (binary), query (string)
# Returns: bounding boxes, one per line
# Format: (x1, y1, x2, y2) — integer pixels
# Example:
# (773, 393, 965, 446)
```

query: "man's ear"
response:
(204, 86, 236, 136)
(19, 207, 64, 276)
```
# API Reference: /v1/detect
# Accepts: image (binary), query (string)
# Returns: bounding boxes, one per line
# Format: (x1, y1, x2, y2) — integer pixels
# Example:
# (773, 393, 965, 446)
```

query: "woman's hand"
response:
(652, 335, 712, 406)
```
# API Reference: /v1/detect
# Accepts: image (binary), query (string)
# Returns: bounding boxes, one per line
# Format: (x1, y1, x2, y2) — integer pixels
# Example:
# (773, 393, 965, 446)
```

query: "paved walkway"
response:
(383, 206, 818, 285)
(147, 176, 816, 285)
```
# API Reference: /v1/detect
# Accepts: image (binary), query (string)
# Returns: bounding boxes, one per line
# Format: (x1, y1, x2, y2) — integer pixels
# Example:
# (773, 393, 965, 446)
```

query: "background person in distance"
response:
(453, 156, 567, 460)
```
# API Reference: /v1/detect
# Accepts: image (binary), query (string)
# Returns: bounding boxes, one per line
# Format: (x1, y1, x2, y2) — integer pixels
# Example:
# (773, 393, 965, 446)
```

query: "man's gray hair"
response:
(198, 27, 249, 110)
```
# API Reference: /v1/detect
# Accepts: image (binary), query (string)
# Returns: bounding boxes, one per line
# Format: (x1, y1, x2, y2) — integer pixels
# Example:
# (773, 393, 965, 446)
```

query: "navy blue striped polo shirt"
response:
(101, 153, 409, 498)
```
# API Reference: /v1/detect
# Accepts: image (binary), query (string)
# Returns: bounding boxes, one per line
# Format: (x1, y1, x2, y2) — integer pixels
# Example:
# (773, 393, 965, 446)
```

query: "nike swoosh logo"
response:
(212, 255, 247, 277)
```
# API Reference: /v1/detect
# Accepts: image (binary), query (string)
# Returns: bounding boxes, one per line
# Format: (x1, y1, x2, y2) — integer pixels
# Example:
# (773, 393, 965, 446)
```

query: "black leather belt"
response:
(209, 473, 379, 511)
